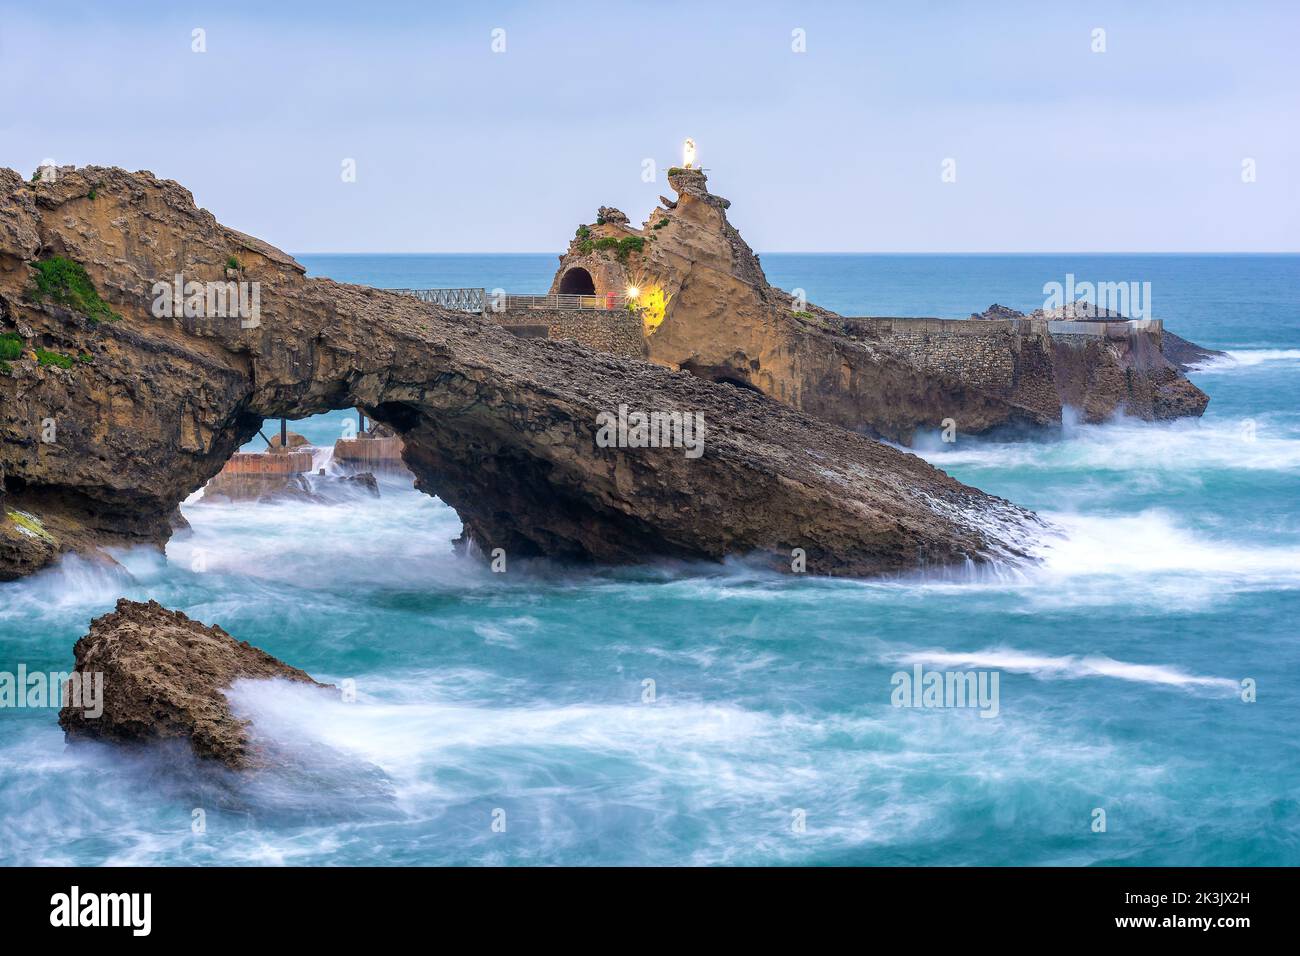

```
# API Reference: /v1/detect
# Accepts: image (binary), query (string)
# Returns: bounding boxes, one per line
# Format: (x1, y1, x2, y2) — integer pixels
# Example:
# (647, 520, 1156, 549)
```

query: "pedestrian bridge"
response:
(391, 288, 629, 314)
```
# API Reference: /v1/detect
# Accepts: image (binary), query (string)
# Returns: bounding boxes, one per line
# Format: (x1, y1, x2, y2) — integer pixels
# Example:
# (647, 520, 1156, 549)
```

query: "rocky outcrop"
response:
(1163, 330, 1226, 372)
(59, 599, 326, 768)
(0, 165, 1038, 580)
(550, 171, 1212, 441)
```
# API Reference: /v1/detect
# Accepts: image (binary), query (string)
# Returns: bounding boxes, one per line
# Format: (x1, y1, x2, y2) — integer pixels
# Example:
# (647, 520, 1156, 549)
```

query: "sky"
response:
(1, 0, 1296, 253)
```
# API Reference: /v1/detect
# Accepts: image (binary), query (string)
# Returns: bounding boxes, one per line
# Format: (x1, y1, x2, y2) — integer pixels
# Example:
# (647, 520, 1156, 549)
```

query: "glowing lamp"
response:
(626, 285, 640, 300)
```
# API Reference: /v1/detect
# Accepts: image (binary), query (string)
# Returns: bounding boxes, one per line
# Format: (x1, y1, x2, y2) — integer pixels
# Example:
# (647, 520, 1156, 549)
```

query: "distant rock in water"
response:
(970, 304, 1026, 322)
(59, 599, 329, 769)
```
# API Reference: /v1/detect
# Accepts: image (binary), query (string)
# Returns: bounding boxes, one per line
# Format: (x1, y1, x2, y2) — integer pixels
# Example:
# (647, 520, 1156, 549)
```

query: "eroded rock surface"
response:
(0, 165, 1037, 579)
(59, 599, 325, 768)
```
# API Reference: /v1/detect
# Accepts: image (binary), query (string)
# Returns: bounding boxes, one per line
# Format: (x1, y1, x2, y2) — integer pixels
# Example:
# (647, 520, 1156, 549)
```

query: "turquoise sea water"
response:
(2, 254, 1298, 866)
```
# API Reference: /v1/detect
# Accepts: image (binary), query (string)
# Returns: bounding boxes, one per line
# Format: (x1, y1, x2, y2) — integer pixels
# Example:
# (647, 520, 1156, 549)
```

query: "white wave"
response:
(892, 648, 1239, 693)
(0, 554, 135, 625)
(216, 673, 1161, 864)
(915, 414, 1300, 474)
(1033, 510, 1300, 579)
(1193, 348, 1300, 371)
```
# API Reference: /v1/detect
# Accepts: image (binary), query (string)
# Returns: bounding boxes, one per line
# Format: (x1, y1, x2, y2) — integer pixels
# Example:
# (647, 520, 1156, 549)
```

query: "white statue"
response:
(682, 138, 697, 169)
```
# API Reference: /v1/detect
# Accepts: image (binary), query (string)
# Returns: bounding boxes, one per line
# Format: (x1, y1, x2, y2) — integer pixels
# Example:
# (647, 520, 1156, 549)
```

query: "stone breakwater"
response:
(0, 165, 1040, 580)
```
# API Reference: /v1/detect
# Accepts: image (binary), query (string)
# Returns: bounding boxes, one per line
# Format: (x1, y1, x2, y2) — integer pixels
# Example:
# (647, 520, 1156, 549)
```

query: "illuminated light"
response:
(682, 138, 697, 169)
(626, 285, 640, 300)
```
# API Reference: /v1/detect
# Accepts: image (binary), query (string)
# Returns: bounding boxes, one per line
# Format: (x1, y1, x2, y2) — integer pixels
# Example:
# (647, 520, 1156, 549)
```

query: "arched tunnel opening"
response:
(557, 267, 596, 295)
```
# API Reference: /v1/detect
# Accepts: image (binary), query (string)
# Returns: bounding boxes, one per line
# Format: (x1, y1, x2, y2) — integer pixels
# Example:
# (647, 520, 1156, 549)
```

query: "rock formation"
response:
(1162, 330, 1227, 372)
(59, 599, 326, 768)
(549, 168, 1212, 441)
(0, 165, 1038, 580)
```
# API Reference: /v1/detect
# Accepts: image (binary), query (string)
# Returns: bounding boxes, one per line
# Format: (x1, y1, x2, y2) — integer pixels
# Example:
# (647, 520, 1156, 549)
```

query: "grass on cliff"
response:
(26, 256, 122, 324)
(0, 332, 23, 361)
(34, 348, 74, 369)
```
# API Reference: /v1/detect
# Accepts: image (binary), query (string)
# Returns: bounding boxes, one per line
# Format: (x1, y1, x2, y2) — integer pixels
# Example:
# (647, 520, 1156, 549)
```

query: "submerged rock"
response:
(59, 599, 327, 769)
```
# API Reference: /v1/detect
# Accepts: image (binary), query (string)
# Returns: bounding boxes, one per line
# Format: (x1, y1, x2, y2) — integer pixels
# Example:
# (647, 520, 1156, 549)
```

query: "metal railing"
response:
(391, 289, 630, 314)
(500, 293, 628, 312)
(391, 287, 486, 313)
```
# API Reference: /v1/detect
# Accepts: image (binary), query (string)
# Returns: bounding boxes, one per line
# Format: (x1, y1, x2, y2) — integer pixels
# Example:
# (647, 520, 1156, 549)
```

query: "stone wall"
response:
(839, 315, 1191, 427)
(841, 318, 1030, 392)
(494, 308, 644, 359)
(840, 317, 1063, 424)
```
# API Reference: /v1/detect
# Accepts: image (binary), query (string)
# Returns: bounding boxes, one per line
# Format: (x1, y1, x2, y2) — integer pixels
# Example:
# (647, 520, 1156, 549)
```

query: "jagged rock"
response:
(59, 599, 327, 769)
(596, 206, 628, 225)
(0, 165, 1039, 579)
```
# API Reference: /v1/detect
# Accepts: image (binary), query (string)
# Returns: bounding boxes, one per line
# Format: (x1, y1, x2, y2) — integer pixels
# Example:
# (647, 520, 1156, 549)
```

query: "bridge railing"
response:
(391, 288, 630, 314)
(390, 288, 486, 313)
(500, 293, 629, 312)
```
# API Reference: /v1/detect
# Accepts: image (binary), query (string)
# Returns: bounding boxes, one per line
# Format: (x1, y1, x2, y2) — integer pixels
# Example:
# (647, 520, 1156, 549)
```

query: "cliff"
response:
(0, 165, 1038, 580)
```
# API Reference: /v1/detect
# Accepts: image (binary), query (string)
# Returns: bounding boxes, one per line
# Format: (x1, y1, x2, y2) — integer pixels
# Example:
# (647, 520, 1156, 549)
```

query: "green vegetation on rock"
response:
(35, 348, 74, 369)
(590, 235, 646, 262)
(226, 255, 241, 270)
(0, 332, 23, 360)
(6, 510, 56, 543)
(26, 256, 122, 324)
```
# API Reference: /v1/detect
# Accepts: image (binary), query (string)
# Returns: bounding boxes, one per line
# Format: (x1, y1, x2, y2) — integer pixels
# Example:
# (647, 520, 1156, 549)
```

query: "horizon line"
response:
(292, 250, 1300, 257)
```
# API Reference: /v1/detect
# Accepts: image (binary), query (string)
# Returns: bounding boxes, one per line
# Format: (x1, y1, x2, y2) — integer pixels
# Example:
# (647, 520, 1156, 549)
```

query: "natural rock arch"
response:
(557, 266, 596, 295)
(0, 166, 1038, 580)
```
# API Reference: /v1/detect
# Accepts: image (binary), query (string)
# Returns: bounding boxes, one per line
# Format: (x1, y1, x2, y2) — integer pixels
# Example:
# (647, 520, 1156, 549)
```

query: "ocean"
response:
(1, 253, 1297, 866)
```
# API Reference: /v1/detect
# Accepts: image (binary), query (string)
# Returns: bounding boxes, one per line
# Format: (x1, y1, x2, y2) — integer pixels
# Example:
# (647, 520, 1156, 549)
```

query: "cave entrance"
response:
(558, 267, 596, 296)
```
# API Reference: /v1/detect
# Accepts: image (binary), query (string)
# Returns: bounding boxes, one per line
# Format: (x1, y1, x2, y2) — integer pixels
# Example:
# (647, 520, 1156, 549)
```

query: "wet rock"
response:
(339, 471, 379, 496)
(59, 599, 328, 769)
(1162, 330, 1226, 372)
